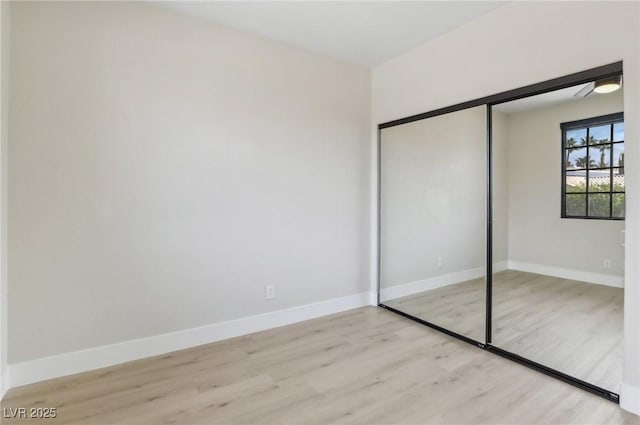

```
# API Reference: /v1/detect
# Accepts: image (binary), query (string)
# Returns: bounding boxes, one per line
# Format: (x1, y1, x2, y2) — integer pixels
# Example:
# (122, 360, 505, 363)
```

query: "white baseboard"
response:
(368, 291, 378, 306)
(0, 359, 7, 400)
(621, 382, 640, 415)
(8, 291, 371, 389)
(380, 262, 508, 302)
(493, 261, 509, 273)
(0, 373, 6, 401)
(378, 260, 619, 302)
(508, 261, 623, 288)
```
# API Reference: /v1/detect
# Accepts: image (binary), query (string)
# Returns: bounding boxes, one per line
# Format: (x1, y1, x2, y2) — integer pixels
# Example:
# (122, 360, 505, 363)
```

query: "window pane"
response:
(613, 143, 625, 168)
(588, 193, 610, 217)
(566, 147, 587, 169)
(566, 194, 586, 216)
(562, 118, 623, 220)
(613, 122, 624, 142)
(588, 173, 610, 192)
(566, 129, 587, 148)
(589, 125, 611, 144)
(613, 173, 625, 192)
(588, 145, 610, 168)
(566, 174, 586, 193)
(613, 194, 625, 218)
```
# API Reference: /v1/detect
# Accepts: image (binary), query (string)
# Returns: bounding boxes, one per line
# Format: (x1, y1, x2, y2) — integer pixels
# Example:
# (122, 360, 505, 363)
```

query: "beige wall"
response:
(380, 106, 486, 290)
(0, 0, 9, 399)
(503, 92, 625, 277)
(8, 2, 371, 363)
(372, 1, 640, 412)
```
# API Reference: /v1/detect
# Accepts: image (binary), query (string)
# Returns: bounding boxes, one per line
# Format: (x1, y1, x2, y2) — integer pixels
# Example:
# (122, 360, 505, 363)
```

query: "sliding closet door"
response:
(491, 79, 625, 393)
(379, 106, 487, 342)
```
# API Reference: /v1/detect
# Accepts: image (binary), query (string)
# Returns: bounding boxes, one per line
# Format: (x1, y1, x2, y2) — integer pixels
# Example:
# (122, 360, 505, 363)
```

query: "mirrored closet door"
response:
(491, 75, 624, 394)
(377, 62, 624, 402)
(379, 106, 487, 343)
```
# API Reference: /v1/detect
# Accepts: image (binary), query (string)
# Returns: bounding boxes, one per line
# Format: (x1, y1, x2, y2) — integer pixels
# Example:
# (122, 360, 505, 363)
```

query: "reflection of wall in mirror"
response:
(499, 90, 624, 286)
(380, 106, 487, 300)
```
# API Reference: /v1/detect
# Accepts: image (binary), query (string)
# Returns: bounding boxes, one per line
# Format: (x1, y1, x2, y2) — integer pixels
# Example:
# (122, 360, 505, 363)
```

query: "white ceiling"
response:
(493, 83, 593, 114)
(157, 1, 506, 68)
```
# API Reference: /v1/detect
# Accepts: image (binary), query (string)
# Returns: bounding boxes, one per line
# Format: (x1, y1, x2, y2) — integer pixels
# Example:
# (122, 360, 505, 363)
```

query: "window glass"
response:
(588, 145, 610, 168)
(566, 148, 587, 169)
(613, 122, 624, 142)
(566, 194, 586, 216)
(588, 125, 610, 144)
(562, 114, 624, 219)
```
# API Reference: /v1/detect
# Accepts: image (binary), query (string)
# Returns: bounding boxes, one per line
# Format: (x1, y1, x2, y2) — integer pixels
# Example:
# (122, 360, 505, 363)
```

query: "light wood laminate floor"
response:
(384, 270, 623, 392)
(2, 306, 636, 425)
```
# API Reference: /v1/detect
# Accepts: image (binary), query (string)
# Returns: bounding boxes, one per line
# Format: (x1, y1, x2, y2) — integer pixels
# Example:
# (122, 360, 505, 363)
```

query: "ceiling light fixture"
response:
(593, 76, 622, 94)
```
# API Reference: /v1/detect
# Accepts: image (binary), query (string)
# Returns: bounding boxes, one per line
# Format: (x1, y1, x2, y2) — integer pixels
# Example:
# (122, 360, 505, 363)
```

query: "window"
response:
(561, 112, 624, 220)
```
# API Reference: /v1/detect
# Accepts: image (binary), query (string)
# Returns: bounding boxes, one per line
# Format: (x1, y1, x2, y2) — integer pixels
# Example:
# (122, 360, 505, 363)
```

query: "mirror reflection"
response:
(492, 77, 624, 392)
(380, 106, 486, 342)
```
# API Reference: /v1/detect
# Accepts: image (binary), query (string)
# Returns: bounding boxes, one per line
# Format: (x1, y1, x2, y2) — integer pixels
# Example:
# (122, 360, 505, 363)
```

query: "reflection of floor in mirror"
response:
(383, 269, 623, 393)
(384, 275, 486, 341)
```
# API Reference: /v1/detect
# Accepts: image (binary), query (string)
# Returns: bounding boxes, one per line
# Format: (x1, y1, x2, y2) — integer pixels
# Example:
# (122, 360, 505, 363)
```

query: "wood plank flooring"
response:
(383, 275, 486, 341)
(384, 270, 623, 392)
(2, 305, 637, 425)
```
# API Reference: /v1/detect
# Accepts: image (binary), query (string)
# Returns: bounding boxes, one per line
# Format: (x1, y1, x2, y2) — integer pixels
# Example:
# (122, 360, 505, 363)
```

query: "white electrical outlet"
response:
(265, 284, 276, 300)
(603, 259, 612, 269)
(437, 257, 443, 268)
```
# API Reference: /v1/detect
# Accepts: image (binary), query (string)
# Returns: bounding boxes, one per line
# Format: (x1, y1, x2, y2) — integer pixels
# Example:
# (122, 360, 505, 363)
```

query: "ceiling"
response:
(493, 83, 593, 114)
(157, 1, 506, 68)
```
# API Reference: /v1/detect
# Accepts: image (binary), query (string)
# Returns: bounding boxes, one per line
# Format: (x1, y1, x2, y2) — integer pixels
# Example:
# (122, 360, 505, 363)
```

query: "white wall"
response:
(379, 106, 486, 296)
(492, 110, 508, 265)
(504, 92, 625, 279)
(8, 1, 370, 365)
(0, 0, 9, 400)
(372, 1, 639, 414)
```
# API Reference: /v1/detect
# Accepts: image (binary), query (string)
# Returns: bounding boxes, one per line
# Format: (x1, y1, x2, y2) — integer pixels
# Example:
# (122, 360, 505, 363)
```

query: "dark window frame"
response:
(560, 112, 624, 220)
